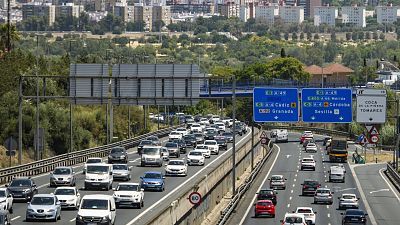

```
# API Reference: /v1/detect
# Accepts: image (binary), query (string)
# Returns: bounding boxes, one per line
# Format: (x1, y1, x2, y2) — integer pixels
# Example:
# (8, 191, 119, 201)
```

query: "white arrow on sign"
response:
(311, 116, 316, 120)
(339, 117, 343, 121)
(274, 116, 279, 120)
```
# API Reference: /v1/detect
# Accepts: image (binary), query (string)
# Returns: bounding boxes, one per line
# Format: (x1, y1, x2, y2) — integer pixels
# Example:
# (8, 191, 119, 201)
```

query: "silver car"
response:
(338, 193, 359, 209)
(112, 164, 131, 181)
(50, 167, 76, 187)
(26, 194, 61, 222)
(269, 175, 287, 190)
(313, 188, 334, 204)
(161, 147, 169, 161)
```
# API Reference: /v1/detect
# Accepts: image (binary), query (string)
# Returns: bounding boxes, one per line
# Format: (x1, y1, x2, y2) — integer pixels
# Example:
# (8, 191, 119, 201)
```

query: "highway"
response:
(228, 133, 374, 225)
(8, 127, 253, 225)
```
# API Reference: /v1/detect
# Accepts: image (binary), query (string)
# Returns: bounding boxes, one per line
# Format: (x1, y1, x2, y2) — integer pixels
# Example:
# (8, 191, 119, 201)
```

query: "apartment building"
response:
(341, 6, 366, 27)
(22, 2, 56, 26)
(314, 5, 337, 26)
(279, 5, 304, 24)
(255, 4, 278, 25)
(376, 5, 399, 24)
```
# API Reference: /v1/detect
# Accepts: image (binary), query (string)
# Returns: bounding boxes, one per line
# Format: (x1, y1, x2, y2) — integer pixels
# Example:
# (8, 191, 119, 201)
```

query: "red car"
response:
(254, 200, 275, 218)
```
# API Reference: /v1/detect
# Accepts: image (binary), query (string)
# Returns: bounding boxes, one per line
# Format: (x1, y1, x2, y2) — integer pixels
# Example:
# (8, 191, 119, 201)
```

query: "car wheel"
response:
(141, 201, 144, 207)
(254, 213, 258, 218)
(58, 212, 61, 220)
(26, 217, 31, 222)
(271, 214, 275, 218)
(137, 202, 142, 209)
(9, 207, 13, 214)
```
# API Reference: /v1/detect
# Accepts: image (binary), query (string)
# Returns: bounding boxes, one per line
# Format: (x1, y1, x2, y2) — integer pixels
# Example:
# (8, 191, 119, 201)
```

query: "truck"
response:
(328, 139, 348, 162)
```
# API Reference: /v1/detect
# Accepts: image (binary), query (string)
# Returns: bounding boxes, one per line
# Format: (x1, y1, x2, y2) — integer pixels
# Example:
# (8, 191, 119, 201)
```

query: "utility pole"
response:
(6, 0, 11, 52)
(232, 75, 237, 196)
(35, 34, 40, 161)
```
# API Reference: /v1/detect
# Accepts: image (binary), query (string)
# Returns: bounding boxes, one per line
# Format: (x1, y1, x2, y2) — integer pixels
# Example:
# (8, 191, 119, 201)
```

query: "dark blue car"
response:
(140, 171, 165, 192)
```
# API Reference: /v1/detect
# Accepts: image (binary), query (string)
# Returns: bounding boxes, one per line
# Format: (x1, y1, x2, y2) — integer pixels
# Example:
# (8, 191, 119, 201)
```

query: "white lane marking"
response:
(238, 143, 281, 225)
(327, 213, 330, 218)
(379, 168, 400, 202)
(294, 178, 296, 182)
(296, 169, 299, 173)
(350, 165, 378, 225)
(291, 190, 293, 193)
(289, 196, 292, 200)
(369, 189, 390, 194)
(292, 184, 295, 188)
(286, 155, 292, 158)
(327, 205, 330, 209)
(295, 174, 297, 177)
(287, 203, 290, 208)
(11, 216, 20, 221)
(337, 187, 356, 192)
(129, 128, 252, 225)
(328, 223, 331, 225)
(70, 218, 76, 222)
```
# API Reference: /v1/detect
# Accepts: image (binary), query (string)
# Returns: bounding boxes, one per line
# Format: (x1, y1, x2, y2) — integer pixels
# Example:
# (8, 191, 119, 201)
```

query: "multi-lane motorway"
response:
(8, 128, 252, 225)
(230, 133, 379, 225)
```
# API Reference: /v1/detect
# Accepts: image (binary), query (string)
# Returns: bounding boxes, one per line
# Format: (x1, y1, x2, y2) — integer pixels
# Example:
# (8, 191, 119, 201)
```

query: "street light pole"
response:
(232, 75, 237, 196)
(35, 34, 40, 161)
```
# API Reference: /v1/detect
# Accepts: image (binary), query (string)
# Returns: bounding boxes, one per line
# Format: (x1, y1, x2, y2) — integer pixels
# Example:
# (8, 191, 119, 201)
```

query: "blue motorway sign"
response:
(301, 88, 352, 123)
(253, 88, 299, 122)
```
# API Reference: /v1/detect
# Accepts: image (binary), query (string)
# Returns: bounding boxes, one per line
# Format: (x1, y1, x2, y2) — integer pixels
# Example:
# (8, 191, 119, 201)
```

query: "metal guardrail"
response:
(217, 138, 274, 225)
(264, 125, 352, 138)
(0, 126, 179, 185)
(386, 163, 400, 192)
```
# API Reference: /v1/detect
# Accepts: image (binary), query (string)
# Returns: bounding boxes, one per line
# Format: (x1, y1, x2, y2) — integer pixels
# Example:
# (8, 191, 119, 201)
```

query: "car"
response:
(204, 129, 218, 140)
(169, 131, 183, 141)
(6, 177, 38, 202)
(256, 189, 277, 205)
(204, 140, 219, 154)
(221, 132, 234, 143)
(195, 145, 211, 158)
(50, 166, 76, 187)
(112, 164, 131, 181)
(113, 183, 144, 209)
(193, 132, 205, 144)
(276, 129, 288, 143)
(254, 200, 275, 218)
(146, 136, 161, 146)
(0, 188, 13, 213)
(183, 134, 197, 148)
(280, 213, 307, 225)
(238, 122, 247, 134)
(269, 175, 287, 190)
(214, 122, 226, 132)
(175, 128, 188, 136)
(54, 187, 81, 209)
(199, 118, 210, 126)
(84, 164, 113, 191)
(301, 180, 321, 196)
(165, 160, 188, 176)
(172, 138, 187, 154)
(300, 131, 313, 143)
(234, 123, 244, 136)
(187, 150, 205, 166)
(210, 115, 220, 124)
(138, 140, 155, 154)
(341, 209, 368, 225)
(221, 117, 231, 127)
(323, 136, 332, 146)
(215, 136, 228, 150)
(76, 195, 116, 225)
(108, 146, 128, 164)
(329, 165, 346, 183)
(305, 143, 318, 153)
(338, 194, 360, 209)
(313, 188, 334, 204)
(161, 147, 169, 161)
(140, 171, 165, 192)
(26, 194, 61, 222)
(270, 129, 278, 138)
(295, 207, 316, 225)
(83, 157, 103, 174)
(302, 138, 314, 148)
(165, 142, 180, 158)
(301, 157, 316, 171)
(0, 211, 11, 225)
(190, 123, 203, 133)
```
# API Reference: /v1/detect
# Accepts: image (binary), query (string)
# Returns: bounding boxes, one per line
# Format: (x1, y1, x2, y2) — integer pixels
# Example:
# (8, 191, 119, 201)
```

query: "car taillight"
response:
(317, 184, 321, 188)
(303, 185, 308, 188)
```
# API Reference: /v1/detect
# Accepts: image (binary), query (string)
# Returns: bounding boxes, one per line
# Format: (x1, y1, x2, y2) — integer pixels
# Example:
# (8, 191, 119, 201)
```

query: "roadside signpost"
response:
(4, 136, 17, 167)
(253, 88, 299, 122)
(301, 88, 352, 123)
(188, 192, 202, 205)
(356, 89, 387, 124)
(260, 131, 268, 145)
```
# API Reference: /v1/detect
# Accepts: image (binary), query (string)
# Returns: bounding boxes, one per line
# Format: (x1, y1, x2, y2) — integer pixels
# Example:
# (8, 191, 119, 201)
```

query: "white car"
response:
(195, 145, 211, 158)
(165, 160, 188, 176)
(214, 122, 226, 132)
(204, 140, 219, 154)
(187, 151, 205, 166)
(305, 143, 318, 153)
(210, 115, 220, 123)
(83, 157, 103, 174)
(175, 128, 188, 136)
(295, 207, 316, 225)
(204, 127, 218, 135)
(338, 193, 359, 209)
(148, 113, 155, 119)
(190, 123, 203, 133)
(301, 157, 316, 171)
(281, 213, 307, 225)
(113, 183, 144, 209)
(54, 187, 81, 209)
(76, 195, 116, 225)
(161, 147, 169, 161)
(169, 131, 182, 140)
(0, 188, 13, 213)
(200, 118, 210, 126)
(303, 131, 314, 138)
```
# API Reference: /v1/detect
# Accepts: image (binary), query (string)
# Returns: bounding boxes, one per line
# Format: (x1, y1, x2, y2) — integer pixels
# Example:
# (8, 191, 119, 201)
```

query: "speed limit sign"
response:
(188, 192, 202, 205)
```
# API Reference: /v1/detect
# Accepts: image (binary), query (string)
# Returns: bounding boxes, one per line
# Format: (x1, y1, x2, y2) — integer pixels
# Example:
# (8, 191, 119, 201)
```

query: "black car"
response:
(215, 136, 228, 150)
(6, 177, 38, 202)
(0, 211, 11, 225)
(256, 189, 277, 205)
(108, 147, 128, 163)
(233, 124, 243, 136)
(238, 122, 247, 134)
(146, 136, 161, 146)
(138, 140, 155, 154)
(183, 134, 197, 148)
(193, 133, 205, 144)
(172, 139, 187, 154)
(205, 130, 218, 140)
(221, 132, 234, 143)
(301, 179, 321, 196)
(341, 209, 368, 225)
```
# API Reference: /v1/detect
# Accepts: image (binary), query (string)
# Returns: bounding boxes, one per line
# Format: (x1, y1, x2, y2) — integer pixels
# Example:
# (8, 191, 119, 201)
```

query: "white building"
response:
(239, 5, 250, 22)
(0, 0, 15, 10)
(279, 6, 304, 24)
(341, 6, 366, 27)
(255, 5, 278, 25)
(314, 6, 337, 26)
(376, 5, 399, 24)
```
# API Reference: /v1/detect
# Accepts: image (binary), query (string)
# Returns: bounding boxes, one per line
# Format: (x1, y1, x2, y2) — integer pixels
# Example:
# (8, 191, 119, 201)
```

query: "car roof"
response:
(117, 182, 140, 186)
(284, 213, 305, 218)
(87, 157, 102, 160)
(260, 188, 274, 192)
(296, 207, 313, 211)
(342, 193, 356, 197)
(256, 200, 273, 203)
(144, 171, 162, 174)
(12, 177, 31, 180)
(55, 187, 76, 190)
(169, 159, 184, 162)
(87, 163, 109, 166)
(82, 194, 112, 200)
(302, 157, 314, 160)
(271, 175, 283, 178)
(316, 188, 331, 191)
(33, 194, 55, 198)
(345, 209, 365, 214)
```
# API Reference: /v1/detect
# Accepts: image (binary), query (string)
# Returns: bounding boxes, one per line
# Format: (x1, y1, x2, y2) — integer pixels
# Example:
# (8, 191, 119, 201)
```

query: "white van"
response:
(84, 164, 113, 190)
(76, 194, 116, 225)
(329, 165, 346, 183)
(141, 146, 163, 167)
(276, 129, 288, 143)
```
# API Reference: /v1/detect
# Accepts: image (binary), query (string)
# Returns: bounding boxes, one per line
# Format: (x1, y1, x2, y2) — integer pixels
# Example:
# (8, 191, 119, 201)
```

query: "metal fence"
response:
(386, 163, 400, 192)
(0, 126, 179, 185)
(263, 125, 352, 138)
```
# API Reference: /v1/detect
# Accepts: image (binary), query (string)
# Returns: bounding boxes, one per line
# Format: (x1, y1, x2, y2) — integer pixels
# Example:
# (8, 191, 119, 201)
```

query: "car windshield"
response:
(141, 140, 153, 145)
(184, 136, 195, 140)
(177, 128, 186, 132)
(113, 165, 128, 170)
(143, 148, 159, 155)
(10, 179, 31, 187)
(54, 189, 75, 195)
(285, 217, 303, 223)
(117, 184, 138, 191)
(86, 159, 101, 164)
(192, 125, 200, 127)
(53, 168, 71, 175)
(81, 199, 108, 210)
(111, 148, 124, 154)
(144, 173, 162, 179)
(0, 216, 4, 223)
(0, 191, 5, 197)
(147, 137, 158, 141)
(222, 133, 232, 137)
(304, 181, 318, 186)
(189, 151, 202, 156)
(259, 190, 274, 195)
(31, 197, 54, 205)
(257, 202, 272, 206)
(170, 132, 180, 135)
(343, 195, 355, 199)
(297, 209, 312, 213)
(196, 146, 207, 149)
(169, 161, 184, 165)
(205, 141, 216, 145)
(86, 165, 109, 174)
(206, 130, 216, 134)
(165, 143, 178, 148)
(303, 159, 314, 162)
(317, 189, 330, 194)
(194, 133, 203, 137)
(271, 176, 282, 181)
(346, 210, 365, 216)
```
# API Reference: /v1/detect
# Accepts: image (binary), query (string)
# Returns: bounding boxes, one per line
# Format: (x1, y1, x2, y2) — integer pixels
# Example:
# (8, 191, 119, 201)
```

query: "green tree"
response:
(280, 48, 286, 58)
(0, 24, 20, 52)
(265, 57, 311, 82)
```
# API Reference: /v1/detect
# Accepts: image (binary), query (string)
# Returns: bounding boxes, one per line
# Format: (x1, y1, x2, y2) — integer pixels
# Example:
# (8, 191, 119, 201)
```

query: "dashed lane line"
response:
(11, 216, 20, 221)
(70, 218, 76, 222)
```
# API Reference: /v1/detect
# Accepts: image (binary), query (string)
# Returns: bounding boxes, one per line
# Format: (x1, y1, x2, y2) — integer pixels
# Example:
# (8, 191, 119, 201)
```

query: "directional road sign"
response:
(356, 89, 387, 124)
(301, 88, 352, 123)
(253, 88, 299, 122)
